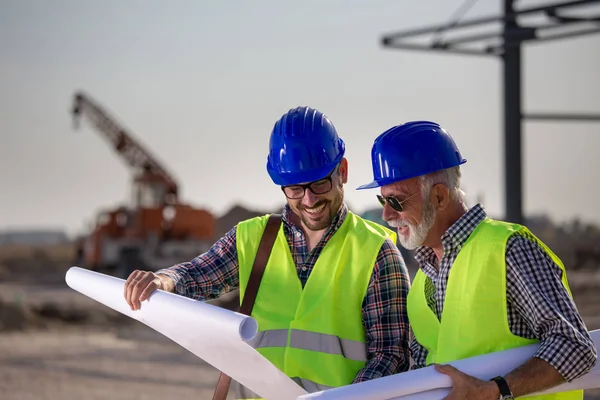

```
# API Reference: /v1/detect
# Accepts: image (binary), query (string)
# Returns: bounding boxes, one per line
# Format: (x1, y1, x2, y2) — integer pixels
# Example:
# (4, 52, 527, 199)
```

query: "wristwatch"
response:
(491, 376, 514, 400)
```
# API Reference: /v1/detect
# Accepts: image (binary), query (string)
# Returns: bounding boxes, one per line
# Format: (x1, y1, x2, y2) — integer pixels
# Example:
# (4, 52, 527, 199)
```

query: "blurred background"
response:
(1, 0, 599, 399)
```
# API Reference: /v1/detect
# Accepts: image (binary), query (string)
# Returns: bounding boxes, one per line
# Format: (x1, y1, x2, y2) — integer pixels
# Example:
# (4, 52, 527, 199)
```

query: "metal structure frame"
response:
(381, 0, 600, 224)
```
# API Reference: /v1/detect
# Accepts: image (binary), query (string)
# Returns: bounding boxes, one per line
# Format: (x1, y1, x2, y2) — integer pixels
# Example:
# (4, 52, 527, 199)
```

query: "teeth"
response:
(305, 204, 326, 214)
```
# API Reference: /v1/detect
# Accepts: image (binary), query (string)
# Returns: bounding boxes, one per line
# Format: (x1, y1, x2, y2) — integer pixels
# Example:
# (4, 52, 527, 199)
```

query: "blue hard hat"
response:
(267, 106, 345, 186)
(357, 121, 466, 190)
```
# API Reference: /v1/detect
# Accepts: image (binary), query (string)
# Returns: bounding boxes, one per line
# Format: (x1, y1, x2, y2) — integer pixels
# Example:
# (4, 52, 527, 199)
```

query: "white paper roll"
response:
(298, 330, 600, 400)
(65, 266, 307, 400)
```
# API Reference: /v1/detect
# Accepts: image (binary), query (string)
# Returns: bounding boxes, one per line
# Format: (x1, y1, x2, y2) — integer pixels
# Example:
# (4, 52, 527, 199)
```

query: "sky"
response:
(1, 0, 599, 237)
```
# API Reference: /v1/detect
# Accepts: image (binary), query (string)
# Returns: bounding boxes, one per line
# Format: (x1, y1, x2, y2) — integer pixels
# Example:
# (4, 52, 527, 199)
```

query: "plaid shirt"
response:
(410, 204, 597, 382)
(156, 203, 411, 382)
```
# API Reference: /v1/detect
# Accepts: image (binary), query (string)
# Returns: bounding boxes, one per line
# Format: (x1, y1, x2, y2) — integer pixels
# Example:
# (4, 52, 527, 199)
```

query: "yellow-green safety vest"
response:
(233, 211, 396, 399)
(407, 218, 582, 400)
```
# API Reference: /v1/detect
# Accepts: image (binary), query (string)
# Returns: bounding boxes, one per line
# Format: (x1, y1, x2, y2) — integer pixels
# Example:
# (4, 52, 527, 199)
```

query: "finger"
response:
(139, 278, 159, 303)
(123, 270, 139, 308)
(124, 270, 139, 298)
(131, 273, 154, 310)
(125, 270, 142, 310)
(129, 273, 146, 310)
(434, 364, 461, 377)
(436, 366, 462, 400)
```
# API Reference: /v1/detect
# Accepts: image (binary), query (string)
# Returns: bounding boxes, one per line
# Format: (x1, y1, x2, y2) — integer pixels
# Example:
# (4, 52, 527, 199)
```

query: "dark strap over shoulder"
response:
(212, 213, 282, 400)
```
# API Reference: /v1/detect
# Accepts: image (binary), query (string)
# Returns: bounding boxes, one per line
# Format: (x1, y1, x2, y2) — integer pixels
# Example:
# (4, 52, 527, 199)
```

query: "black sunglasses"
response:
(377, 192, 419, 212)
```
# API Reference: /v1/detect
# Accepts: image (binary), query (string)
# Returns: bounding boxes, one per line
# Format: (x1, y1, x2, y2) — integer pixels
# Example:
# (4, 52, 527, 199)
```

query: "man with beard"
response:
(357, 121, 597, 400)
(123, 106, 412, 399)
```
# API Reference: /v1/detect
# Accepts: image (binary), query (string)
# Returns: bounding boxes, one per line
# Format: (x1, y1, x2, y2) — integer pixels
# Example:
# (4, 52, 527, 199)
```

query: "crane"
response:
(71, 91, 216, 277)
(72, 91, 179, 208)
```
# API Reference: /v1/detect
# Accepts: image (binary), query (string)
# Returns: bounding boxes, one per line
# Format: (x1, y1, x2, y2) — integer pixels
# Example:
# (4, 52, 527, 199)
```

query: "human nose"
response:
(302, 188, 319, 207)
(382, 202, 398, 222)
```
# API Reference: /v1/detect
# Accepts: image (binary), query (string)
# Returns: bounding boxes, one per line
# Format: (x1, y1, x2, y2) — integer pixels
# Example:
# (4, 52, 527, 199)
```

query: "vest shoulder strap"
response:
(212, 213, 282, 400)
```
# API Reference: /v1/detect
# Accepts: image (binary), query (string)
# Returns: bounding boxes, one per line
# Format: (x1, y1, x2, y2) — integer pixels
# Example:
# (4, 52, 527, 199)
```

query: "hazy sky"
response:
(1, 0, 599, 236)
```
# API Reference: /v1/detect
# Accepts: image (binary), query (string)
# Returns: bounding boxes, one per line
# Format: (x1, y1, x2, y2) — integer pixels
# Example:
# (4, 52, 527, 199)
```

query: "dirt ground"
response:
(0, 244, 599, 399)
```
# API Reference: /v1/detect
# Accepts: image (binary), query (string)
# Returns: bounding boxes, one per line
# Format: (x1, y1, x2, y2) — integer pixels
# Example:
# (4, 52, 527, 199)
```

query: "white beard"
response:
(386, 197, 436, 250)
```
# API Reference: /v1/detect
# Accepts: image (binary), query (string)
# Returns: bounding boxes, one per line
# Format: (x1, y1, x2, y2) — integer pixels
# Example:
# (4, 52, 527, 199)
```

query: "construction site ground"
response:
(1, 244, 599, 400)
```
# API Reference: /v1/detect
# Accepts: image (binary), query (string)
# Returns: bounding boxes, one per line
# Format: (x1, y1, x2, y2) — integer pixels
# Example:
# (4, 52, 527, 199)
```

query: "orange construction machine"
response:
(72, 91, 216, 278)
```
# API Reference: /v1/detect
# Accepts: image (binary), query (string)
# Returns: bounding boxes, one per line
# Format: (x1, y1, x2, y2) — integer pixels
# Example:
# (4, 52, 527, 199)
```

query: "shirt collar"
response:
(414, 203, 488, 265)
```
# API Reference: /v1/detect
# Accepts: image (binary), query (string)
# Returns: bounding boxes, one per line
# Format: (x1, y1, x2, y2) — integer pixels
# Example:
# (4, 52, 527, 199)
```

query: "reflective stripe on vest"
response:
(249, 329, 367, 362)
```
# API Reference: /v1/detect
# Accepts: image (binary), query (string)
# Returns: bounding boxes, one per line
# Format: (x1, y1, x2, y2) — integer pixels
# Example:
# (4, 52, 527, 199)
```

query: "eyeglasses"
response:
(377, 192, 419, 212)
(281, 169, 336, 200)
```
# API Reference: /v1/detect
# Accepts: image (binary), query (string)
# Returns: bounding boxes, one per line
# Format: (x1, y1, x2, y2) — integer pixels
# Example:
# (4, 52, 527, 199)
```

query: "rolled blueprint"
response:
(66, 266, 600, 400)
(65, 267, 307, 400)
(298, 330, 600, 400)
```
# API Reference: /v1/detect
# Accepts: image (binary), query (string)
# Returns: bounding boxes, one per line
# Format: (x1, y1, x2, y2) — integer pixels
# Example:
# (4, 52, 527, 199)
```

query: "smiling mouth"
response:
(303, 203, 327, 216)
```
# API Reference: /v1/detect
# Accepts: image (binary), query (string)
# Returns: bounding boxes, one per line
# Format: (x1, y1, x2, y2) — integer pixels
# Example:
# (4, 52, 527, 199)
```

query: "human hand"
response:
(434, 364, 500, 400)
(123, 270, 173, 311)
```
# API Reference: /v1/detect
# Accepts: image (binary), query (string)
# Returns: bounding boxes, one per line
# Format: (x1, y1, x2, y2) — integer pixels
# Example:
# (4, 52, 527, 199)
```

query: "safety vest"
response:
(233, 211, 396, 399)
(407, 218, 582, 400)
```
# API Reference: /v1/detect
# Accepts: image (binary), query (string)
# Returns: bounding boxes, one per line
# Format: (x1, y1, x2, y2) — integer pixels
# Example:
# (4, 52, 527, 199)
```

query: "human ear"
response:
(338, 158, 349, 184)
(432, 183, 450, 210)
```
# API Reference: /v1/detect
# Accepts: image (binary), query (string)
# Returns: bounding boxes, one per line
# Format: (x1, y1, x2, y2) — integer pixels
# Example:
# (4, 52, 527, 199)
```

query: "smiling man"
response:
(357, 121, 597, 400)
(121, 106, 412, 399)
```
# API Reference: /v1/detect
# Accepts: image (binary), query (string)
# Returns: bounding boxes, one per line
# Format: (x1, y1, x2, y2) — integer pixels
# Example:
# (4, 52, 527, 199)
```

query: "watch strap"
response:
(491, 376, 514, 400)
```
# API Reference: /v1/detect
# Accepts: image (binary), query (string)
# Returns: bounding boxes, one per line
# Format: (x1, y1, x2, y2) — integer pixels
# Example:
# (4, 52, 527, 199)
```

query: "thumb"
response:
(434, 364, 461, 377)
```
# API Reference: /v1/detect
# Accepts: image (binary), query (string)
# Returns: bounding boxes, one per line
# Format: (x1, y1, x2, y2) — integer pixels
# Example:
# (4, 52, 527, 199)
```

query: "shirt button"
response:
(301, 266, 307, 271)
(295, 231, 302, 237)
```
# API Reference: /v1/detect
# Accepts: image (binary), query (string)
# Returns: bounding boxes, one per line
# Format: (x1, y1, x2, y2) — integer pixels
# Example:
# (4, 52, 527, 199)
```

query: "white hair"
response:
(419, 166, 466, 204)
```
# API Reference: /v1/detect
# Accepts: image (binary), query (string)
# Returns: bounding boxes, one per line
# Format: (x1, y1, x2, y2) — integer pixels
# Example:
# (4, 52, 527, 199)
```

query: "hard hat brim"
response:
(355, 180, 381, 190)
(356, 159, 467, 191)
(269, 162, 339, 187)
